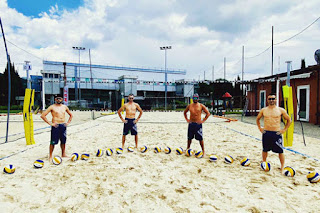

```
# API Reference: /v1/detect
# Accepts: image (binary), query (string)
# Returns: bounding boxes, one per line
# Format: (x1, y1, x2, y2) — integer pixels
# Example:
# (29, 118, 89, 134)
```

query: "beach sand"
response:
(0, 112, 319, 212)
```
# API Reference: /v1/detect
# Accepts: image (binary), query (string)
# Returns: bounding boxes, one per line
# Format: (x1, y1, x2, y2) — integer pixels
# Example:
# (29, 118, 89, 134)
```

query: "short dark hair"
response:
(268, 93, 276, 97)
(128, 94, 134, 97)
(54, 94, 62, 99)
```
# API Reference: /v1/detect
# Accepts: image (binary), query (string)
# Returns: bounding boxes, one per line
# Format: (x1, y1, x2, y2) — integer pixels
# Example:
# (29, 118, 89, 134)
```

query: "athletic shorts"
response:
(188, 122, 203, 141)
(50, 123, 67, 145)
(262, 131, 283, 153)
(123, 118, 138, 135)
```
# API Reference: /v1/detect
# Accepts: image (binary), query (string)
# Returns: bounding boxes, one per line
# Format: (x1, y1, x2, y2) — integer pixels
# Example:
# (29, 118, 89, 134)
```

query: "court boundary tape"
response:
(0, 123, 103, 161)
(216, 123, 319, 162)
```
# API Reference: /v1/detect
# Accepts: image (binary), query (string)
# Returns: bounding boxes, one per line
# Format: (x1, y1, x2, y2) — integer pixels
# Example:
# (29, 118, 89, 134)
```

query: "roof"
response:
(243, 64, 320, 83)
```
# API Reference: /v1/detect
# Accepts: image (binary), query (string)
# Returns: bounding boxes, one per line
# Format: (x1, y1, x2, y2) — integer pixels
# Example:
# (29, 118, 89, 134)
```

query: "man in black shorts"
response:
(256, 93, 291, 174)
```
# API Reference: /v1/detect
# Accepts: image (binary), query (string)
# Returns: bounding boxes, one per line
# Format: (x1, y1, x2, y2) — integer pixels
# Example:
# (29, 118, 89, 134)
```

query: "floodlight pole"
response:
(72, 46, 85, 103)
(160, 46, 171, 110)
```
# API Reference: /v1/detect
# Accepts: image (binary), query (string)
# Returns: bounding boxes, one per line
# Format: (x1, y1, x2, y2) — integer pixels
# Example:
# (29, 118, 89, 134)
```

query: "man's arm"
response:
(200, 104, 211, 124)
(280, 108, 292, 134)
(40, 106, 55, 126)
(256, 108, 264, 133)
(184, 105, 190, 123)
(134, 104, 143, 123)
(65, 106, 73, 126)
(117, 104, 126, 123)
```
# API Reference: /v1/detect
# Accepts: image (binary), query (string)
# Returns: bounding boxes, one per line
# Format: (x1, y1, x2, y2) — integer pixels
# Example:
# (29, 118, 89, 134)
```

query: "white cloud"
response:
(0, 0, 319, 82)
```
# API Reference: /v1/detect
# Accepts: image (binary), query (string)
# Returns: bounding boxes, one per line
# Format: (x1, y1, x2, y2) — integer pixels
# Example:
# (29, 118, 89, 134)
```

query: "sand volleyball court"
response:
(1, 112, 319, 212)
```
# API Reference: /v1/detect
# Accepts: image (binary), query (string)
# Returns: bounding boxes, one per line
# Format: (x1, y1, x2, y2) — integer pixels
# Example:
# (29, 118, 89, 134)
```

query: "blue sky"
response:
(7, 0, 83, 17)
(1, 0, 320, 81)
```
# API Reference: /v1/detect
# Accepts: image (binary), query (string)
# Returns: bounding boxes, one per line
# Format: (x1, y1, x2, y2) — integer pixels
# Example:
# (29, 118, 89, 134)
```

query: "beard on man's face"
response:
(56, 100, 63, 104)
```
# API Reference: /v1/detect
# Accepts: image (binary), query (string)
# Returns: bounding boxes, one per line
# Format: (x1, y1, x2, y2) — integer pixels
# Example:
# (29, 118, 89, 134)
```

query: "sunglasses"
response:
(128, 97, 134, 99)
(268, 98, 276, 100)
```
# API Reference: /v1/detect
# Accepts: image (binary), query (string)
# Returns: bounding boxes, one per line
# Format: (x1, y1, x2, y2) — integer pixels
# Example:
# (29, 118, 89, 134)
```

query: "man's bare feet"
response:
(62, 154, 68, 158)
(49, 156, 52, 163)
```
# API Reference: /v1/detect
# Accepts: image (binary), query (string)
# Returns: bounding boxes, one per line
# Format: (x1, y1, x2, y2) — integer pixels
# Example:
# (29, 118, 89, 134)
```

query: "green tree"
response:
(0, 62, 25, 106)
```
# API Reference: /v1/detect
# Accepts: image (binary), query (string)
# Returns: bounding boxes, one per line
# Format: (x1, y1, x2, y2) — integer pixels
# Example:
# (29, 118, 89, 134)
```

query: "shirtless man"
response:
(184, 93, 210, 156)
(256, 93, 291, 174)
(40, 94, 73, 162)
(118, 94, 143, 149)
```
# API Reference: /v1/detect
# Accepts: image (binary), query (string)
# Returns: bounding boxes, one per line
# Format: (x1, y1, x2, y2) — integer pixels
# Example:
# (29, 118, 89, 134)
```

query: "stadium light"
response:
(160, 45, 172, 110)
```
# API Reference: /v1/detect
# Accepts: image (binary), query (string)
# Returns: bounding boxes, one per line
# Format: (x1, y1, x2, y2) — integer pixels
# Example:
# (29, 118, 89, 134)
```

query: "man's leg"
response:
(61, 143, 67, 157)
(199, 140, 205, 156)
(262, 151, 268, 161)
(49, 144, 54, 162)
(135, 135, 138, 148)
(122, 135, 126, 149)
(186, 139, 192, 151)
(279, 153, 285, 174)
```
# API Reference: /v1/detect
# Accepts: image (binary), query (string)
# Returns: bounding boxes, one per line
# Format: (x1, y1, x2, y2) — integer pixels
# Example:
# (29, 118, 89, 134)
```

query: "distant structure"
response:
(315, 49, 320, 65)
(30, 60, 195, 110)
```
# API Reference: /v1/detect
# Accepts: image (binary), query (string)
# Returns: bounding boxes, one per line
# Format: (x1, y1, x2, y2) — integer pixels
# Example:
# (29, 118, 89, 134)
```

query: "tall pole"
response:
(160, 46, 171, 110)
(224, 57, 226, 82)
(204, 71, 206, 81)
(72, 46, 85, 103)
(212, 65, 214, 82)
(63, 62, 67, 87)
(285, 61, 292, 86)
(241, 45, 244, 108)
(0, 17, 11, 143)
(89, 49, 93, 90)
(272, 26, 274, 76)
(42, 76, 45, 110)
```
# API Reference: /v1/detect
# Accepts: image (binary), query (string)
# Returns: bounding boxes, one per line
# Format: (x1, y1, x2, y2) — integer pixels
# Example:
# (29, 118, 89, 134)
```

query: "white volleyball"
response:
(34, 159, 44, 169)
(52, 156, 62, 165)
(209, 155, 218, 162)
(106, 148, 113, 156)
(116, 147, 124, 154)
(71, 153, 79, 161)
(224, 155, 234, 164)
(164, 146, 172, 154)
(127, 147, 134, 152)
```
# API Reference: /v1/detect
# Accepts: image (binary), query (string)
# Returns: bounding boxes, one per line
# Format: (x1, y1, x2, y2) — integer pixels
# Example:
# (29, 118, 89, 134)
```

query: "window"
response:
(260, 90, 266, 109)
(54, 74, 59, 79)
(49, 74, 53, 78)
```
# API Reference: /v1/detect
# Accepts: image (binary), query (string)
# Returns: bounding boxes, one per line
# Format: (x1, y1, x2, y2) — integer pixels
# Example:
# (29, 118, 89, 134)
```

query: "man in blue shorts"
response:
(184, 94, 210, 156)
(41, 94, 73, 162)
(118, 94, 143, 149)
(256, 93, 291, 174)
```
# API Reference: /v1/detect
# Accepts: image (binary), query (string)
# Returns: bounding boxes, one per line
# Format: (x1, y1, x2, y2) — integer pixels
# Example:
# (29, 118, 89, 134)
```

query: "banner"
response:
(63, 86, 69, 106)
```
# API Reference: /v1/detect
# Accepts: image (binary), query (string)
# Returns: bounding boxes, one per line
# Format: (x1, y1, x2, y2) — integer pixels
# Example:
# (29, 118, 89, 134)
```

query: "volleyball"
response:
(154, 146, 161, 153)
(283, 166, 296, 177)
(164, 146, 172, 154)
(195, 150, 203, 158)
(307, 172, 320, 183)
(116, 148, 124, 154)
(3, 164, 15, 174)
(127, 147, 134, 152)
(106, 148, 113, 156)
(176, 147, 184, 155)
(140, 145, 148, 153)
(260, 162, 271, 171)
(209, 154, 218, 162)
(96, 149, 103, 157)
(224, 155, 234, 164)
(33, 160, 44, 169)
(240, 158, 250, 166)
(186, 149, 194, 157)
(52, 156, 62, 165)
(71, 153, 79, 161)
(81, 153, 90, 160)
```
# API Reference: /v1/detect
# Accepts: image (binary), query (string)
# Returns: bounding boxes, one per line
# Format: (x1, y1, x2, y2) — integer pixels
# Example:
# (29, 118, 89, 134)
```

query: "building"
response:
(245, 64, 320, 125)
(33, 60, 195, 110)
